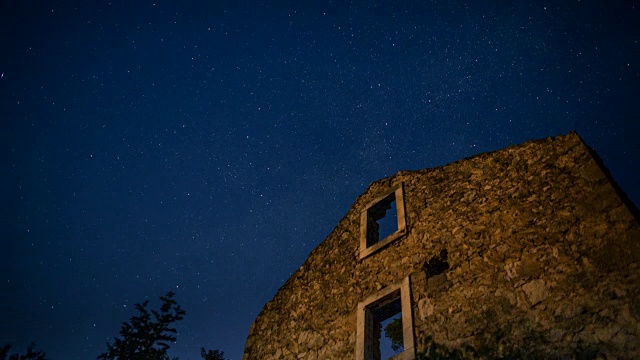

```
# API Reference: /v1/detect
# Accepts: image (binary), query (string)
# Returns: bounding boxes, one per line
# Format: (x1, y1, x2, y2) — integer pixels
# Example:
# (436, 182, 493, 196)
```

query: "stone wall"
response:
(242, 132, 640, 359)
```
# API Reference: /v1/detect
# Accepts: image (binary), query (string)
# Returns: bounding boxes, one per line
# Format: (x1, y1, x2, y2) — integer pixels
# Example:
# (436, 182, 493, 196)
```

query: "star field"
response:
(2, 1, 639, 359)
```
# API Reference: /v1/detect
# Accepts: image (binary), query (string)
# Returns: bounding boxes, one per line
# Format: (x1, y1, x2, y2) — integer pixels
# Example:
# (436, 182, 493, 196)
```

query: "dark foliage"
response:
(416, 328, 550, 360)
(417, 336, 481, 360)
(0, 344, 47, 360)
(416, 331, 604, 360)
(97, 291, 186, 360)
(200, 348, 226, 360)
(384, 317, 404, 352)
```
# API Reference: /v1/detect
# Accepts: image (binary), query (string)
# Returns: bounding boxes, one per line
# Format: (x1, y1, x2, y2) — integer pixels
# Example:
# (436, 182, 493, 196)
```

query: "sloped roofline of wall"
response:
(577, 134, 640, 222)
(280, 131, 637, 290)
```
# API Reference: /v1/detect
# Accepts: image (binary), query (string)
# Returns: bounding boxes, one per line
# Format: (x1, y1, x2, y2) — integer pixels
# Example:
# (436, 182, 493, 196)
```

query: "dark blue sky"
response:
(2, 1, 638, 359)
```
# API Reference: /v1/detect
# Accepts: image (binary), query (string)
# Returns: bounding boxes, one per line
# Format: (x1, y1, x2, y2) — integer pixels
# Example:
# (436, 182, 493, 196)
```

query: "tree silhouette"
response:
(200, 348, 226, 360)
(0, 343, 46, 360)
(384, 317, 404, 352)
(97, 291, 186, 360)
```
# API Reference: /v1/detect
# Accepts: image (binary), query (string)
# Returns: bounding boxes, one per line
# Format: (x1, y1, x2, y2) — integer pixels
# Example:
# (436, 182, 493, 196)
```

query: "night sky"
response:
(2, 1, 639, 359)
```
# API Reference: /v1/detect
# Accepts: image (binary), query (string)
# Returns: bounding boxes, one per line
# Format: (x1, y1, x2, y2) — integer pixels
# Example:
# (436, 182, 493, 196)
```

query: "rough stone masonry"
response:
(242, 132, 640, 360)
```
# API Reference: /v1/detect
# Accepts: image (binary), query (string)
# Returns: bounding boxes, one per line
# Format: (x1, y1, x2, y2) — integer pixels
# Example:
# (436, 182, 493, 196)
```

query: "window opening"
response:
(367, 192, 397, 247)
(365, 290, 401, 360)
(357, 278, 415, 360)
(359, 184, 406, 260)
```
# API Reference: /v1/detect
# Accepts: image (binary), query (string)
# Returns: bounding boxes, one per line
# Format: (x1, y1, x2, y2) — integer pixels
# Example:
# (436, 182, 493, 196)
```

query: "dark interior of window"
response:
(366, 292, 403, 360)
(366, 192, 397, 247)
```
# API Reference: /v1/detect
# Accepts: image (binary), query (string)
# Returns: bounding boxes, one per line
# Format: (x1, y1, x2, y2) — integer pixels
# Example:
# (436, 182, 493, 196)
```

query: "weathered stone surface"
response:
(242, 132, 640, 359)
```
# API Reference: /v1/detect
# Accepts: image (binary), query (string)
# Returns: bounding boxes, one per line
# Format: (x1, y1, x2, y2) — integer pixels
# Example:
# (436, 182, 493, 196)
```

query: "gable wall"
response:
(242, 132, 640, 359)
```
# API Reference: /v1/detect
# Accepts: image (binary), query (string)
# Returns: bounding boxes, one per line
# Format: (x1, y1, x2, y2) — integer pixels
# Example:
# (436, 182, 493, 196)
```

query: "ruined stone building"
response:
(242, 132, 640, 360)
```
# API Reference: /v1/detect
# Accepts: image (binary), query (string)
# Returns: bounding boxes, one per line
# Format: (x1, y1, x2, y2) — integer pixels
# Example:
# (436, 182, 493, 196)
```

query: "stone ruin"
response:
(242, 132, 640, 359)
